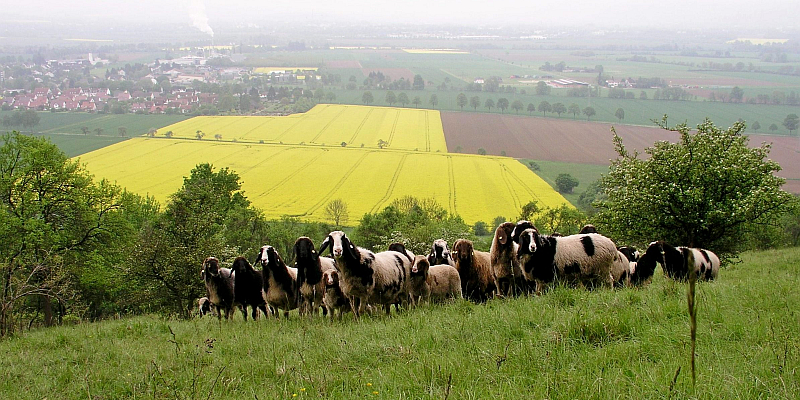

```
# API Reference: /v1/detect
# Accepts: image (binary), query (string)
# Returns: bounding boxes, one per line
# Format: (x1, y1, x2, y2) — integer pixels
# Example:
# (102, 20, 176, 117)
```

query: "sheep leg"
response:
(258, 304, 269, 319)
(240, 305, 248, 321)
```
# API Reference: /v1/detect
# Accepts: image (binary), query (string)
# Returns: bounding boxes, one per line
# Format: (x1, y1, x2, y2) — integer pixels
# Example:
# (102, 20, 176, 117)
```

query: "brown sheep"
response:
(452, 239, 496, 302)
(490, 222, 529, 297)
(322, 269, 352, 320)
(409, 255, 463, 304)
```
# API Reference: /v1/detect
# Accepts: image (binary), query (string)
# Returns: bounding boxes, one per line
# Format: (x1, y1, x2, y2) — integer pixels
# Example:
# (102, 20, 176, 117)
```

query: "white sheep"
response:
(318, 231, 412, 318)
(409, 255, 462, 304)
(657, 241, 720, 281)
(427, 239, 456, 268)
(257, 245, 299, 318)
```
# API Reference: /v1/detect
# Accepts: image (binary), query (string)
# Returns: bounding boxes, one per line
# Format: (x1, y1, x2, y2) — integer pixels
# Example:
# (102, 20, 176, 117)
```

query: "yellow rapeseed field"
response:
(77, 138, 568, 225)
(156, 105, 448, 152)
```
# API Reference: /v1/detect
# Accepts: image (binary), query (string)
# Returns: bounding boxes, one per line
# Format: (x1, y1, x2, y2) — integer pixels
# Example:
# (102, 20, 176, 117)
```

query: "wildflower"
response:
(292, 394, 297, 398)
(300, 388, 306, 392)
(373, 391, 379, 395)
(366, 383, 372, 387)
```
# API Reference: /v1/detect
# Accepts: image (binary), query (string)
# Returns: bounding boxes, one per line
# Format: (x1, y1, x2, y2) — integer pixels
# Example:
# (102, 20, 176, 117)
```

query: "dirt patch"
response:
(361, 68, 415, 82)
(325, 60, 362, 68)
(441, 112, 800, 192)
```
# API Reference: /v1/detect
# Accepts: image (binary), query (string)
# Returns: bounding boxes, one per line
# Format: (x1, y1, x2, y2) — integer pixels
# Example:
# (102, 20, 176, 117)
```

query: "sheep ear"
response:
(345, 237, 359, 260)
(498, 232, 508, 245)
(318, 236, 331, 255)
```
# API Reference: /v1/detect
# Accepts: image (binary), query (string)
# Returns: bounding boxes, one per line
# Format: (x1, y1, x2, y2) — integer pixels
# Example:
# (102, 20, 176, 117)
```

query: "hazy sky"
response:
(4, 0, 799, 31)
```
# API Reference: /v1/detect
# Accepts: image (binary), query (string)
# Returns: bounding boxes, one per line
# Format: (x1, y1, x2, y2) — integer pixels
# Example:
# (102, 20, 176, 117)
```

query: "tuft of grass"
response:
(0, 247, 798, 398)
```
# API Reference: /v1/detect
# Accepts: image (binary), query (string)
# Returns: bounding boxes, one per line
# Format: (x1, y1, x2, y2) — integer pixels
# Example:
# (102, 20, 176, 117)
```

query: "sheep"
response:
(490, 222, 527, 297)
(451, 239, 496, 302)
(201, 257, 235, 320)
(579, 224, 598, 234)
(427, 239, 456, 268)
(197, 297, 213, 317)
(512, 222, 616, 293)
(322, 269, 352, 320)
(627, 242, 662, 286)
(318, 231, 412, 317)
(617, 246, 640, 263)
(388, 242, 415, 263)
(409, 255, 462, 304)
(655, 241, 720, 281)
(610, 250, 632, 287)
(257, 245, 299, 318)
(230, 256, 269, 320)
(294, 237, 336, 317)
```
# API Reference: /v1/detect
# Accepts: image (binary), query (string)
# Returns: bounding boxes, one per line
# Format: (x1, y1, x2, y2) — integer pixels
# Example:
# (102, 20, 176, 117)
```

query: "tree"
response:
(568, 103, 581, 118)
(783, 114, 799, 135)
(413, 74, 425, 90)
(538, 101, 552, 116)
(730, 86, 744, 103)
(555, 173, 579, 193)
(497, 98, 509, 113)
(770, 123, 779, 132)
(752, 121, 761, 132)
(195, 130, 205, 140)
(527, 103, 535, 115)
(551, 102, 566, 118)
(385, 91, 397, 105)
(518, 200, 541, 221)
(470, 96, 481, 110)
(484, 98, 495, 111)
(238, 94, 251, 112)
(165, 130, 174, 138)
(511, 100, 524, 114)
(640, 91, 648, 100)
(21, 110, 40, 132)
(582, 106, 596, 121)
(397, 92, 409, 107)
(477, 148, 487, 155)
(0, 133, 126, 334)
(324, 199, 349, 226)
(412, 96, 421, 108)
(119, 127, 128, 137)
(456, 93, 467, 110)
(429, 94, 439, 108)
(473, 221, 489, 236)
(326, 92, 337, 103)
(80, 126, 89, 135)
(94, 127, 104, 136)
(597, 118, 795, 260)
(615, 108, 625, 121)
(362, 91, 374, 105)
(535, 81, 551, 95)
(533, 204, 588, 235)
(377, 139, 389, 149)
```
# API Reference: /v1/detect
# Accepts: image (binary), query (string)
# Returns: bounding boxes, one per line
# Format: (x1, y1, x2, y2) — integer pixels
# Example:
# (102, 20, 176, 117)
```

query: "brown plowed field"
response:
(441, 112, 800, 193)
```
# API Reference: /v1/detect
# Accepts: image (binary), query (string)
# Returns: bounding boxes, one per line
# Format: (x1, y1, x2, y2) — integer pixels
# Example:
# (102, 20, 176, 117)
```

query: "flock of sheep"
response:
(198, 221, 720, 320)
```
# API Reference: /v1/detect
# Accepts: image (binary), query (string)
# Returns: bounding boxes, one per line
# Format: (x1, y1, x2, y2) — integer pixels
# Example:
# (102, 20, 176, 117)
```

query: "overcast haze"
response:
(3, 0, 799, 31)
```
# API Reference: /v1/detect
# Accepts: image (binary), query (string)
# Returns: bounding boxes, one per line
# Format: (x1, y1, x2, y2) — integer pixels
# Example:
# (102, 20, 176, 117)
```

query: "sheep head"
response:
(258, 245, 285, 272)
(319, 231, 358, 261)
(411, 255, 430, 275)
(202, 257, 221, 278)
(230, 256, 252, 274)
(294, 236, 319, 263)
(510, 220, 537, 243)
(428, 239, 451, 265)
(452, 239, 474, 261)
(495, 222, 516, 246)
(517, 228, 540, 255)
(323, 270, 340, 288)
(579, 224, 598, 234)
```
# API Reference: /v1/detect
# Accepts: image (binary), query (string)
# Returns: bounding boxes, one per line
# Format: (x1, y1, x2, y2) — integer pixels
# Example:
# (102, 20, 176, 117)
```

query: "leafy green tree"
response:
(751, 121, 761, 132)
(569, 103, 581, 118)
(492, 216, 507, 228)
(412, 96, 421, 108)
(80, 126, 89, 135)
(238, 93, 251, 112)
(119, 127, 128, 137)
(470, 96, 481, 110)
(552, 102, 566, 117)
(362, 91, 374, 105)
(640, 91, 648, 100)
(497, 98, 509, 113)
(385, 91, 397, 105)
(615, 108, 625, 121)
(326, 92, 337, 103)
(770, 123, 779, 132)
(730, 86, 744, 103)
(429, 94, 439, 108)
(538, 101, 552, 116)
(21, 110, 40, 132)
(784, 113, 799, 134)
(413, 74, 425, 90)
(518, 200, 541, 222)
(533, 204, 588, 235)
(457, 93, 467, 110)
(377, 139, 389, 149)
(527, 103, 535, 115)
(597, 119, 795, 259)
(484, 98, 495, 111)
(0, 133, 127, 334)
(94, 127, 103, 136)
(582, 106, 596, 121)
(535, 81, 551, 95)
(324, 198, 349, 226)
(508, 100, 521, 114)
(555, 173, 579, 193)
(397, 92, 409, 107)
(473, 221, 489, 236)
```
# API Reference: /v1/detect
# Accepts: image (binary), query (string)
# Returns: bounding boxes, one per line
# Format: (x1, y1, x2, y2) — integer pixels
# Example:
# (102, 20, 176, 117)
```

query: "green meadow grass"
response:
(520, 159, 609, 206)
(1, 247, 798, 399)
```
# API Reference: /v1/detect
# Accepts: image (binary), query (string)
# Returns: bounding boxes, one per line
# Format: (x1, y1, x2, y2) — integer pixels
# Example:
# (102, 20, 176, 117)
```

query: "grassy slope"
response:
(521, 159, 609, 206)
(1, 247, 798, 399)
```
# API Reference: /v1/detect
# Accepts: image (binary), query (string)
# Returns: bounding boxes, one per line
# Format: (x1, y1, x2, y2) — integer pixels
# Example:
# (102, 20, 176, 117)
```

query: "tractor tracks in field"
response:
(348, 108, 374, 145)
(256, 151, 327, 198)
(369, 153, 409, 214)
(310, 106, 348, 143)
(302, 151, 372, 216)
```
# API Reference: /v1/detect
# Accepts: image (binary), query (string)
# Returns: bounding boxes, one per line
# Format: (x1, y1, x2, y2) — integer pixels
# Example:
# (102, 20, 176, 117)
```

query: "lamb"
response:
(197, 297, 213, 317)
(201, 257, 235, 320)
(408, 255, 462, 304)
(294, 237, 336, 317)
(451, 239, 496, 302)
(427, 239, 456, 268)
(490, 222, 526, 297)
(318, 231, 412, 317)
(322, 269, 352, 320)
(655, 241, 720, 281)
(512, 222, 617, 293)
(230, 256, 269, 320)
(257, 245, 299, 318)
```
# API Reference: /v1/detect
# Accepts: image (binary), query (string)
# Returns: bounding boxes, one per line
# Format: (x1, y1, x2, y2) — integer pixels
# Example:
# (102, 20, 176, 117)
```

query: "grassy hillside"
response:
(1, 247, 798, 399)
(0, 111, 187, 136)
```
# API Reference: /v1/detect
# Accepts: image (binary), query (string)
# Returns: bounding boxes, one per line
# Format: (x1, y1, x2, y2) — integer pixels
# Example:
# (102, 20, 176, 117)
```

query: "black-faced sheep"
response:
(202, 257, 235, 319)
(656, 241, 720, 281)
(513, 223, 616, 293)
(579, 224, 598, 234)
(318, 231, 412, 317)
(197, 297, 213, 317)
(257, 245, 299, 318)
(490, 222, 527, 296)
(322, 269, 352, 320)
(617, 246, 640, 263)
(627, 242, 661, 286)
(409, 255, 462, 304)
(230, 256, 269, 320)
(427, 239, 456, 268)
(294, 237, 336, 317)
(388, 242, 415, 263)
(452, 239, 496, 302)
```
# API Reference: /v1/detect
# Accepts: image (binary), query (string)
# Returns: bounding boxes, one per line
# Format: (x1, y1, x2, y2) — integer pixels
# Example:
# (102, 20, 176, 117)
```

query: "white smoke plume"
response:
(188, 0, 214, 37)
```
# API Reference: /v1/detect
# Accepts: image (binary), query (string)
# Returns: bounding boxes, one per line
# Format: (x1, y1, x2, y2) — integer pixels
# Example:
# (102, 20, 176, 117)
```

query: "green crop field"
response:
(0, 111, 187, 137)
(27, 132, 131, 157)
(157, 105, 448, 152)
(76, 136, 567, 225)
(1, 247, 798, 399)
